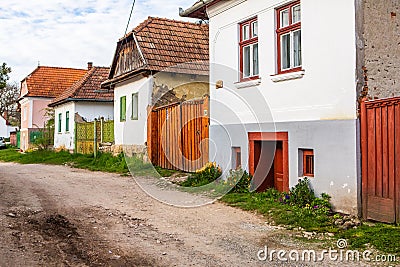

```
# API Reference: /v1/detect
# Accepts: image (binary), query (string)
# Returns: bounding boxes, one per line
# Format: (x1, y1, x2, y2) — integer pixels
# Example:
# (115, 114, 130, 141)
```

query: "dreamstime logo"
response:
(257, 239, 397, 263)
(122, 61, 276, 207)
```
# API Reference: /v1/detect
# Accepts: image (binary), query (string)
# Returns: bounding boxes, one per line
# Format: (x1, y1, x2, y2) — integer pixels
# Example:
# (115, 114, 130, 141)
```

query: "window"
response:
(239, 18, 259, 80)
(58, 113, 62, 133)
(301, 149, 314, 177)
(65, 111, 69, 132)
(276, 1, 301, 74)
(120, 96, 126, 121)
(232, 147, 241, 169)
(131, 93, 138, 120)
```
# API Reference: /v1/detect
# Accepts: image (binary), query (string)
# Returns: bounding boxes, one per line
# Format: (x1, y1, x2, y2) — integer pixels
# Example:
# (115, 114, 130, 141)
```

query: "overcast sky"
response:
(0, 0, 197, 84)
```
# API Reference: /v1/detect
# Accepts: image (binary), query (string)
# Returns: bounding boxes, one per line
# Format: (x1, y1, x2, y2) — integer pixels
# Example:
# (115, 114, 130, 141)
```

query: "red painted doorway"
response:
(248, 132, 289, 192)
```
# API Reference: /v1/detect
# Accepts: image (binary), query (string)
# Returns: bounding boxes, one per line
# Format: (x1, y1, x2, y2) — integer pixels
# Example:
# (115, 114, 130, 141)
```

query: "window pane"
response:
(253, 43, 259, 76)
(242, 24, 250, 40)
(293, 30, 302, 67)
(280, 9, 289, 28)
(243, 46, 251, 77)
(58, 113, 62, 132)
(252, 21, 258, 37)
(66, 111, 69, 132)
(281, 33, 290, 69)
(132, 93, 138, 120)
(292, 5, 301, 23)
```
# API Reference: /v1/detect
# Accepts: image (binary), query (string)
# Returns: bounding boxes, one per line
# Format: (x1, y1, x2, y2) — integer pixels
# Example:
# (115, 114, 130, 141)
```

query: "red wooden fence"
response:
(361, 97, 400, 223)
(148, 97, 209, 172)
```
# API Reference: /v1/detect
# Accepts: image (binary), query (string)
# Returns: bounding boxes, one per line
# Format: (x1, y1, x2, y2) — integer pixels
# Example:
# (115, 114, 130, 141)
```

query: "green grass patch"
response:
(0, 148, 183, 177)
(221, 192, 336, 232)
(221, 191, 400, 255)
(0, 148, 129, 173)
(336, 223, 400, 254)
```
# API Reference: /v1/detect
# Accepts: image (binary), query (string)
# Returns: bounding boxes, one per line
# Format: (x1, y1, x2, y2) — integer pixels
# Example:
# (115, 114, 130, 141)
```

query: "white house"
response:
(49, 66, 113, 151)
(102, 17, 209, 162)
(180, 0, 373, 215)
(0, 115, 16, 138)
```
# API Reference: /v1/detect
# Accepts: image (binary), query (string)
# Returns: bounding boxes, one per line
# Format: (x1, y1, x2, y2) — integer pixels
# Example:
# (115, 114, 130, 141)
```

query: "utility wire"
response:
(124, 0, 136, 36)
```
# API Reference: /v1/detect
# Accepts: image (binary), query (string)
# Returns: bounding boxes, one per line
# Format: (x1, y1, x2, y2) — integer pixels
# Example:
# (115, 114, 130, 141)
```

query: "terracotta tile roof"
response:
(22, 66, 87, 98)
(104, 17, 209, 85)
(49, 67, 113, 107)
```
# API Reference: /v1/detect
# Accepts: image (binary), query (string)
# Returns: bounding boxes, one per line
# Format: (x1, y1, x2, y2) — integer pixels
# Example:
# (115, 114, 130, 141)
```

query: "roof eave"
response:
(179, 0, 219, 19)
(101, 67, 151, 89)
(49, 97, 113, 107)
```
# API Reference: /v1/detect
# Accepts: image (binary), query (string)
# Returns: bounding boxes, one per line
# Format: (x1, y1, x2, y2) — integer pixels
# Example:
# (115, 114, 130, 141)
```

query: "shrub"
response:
(180, 162, 222, 187)
(287, 178, 315, 207)
(225, 169, 252, 193)
(281, 178, 332, 216)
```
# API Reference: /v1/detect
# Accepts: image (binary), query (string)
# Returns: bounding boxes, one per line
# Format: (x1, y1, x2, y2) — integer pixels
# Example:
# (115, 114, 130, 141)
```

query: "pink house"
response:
(19, 65, 88, 150)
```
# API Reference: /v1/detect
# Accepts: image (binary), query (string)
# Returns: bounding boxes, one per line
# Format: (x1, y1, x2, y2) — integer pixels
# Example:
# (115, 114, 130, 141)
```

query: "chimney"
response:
(87, 62, 93, 70)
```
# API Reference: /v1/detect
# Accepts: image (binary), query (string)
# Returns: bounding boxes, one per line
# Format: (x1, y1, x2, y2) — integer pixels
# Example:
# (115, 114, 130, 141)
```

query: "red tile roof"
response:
(49, 67, 112, 107)
(21, 66, 88, 98)
(104, 17, 209, 85)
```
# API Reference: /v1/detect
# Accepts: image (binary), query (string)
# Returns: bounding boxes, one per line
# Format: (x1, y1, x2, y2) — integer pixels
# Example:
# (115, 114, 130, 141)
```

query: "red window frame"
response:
(233, 147, 241, 169)
(239, 17, 259, 81)
(303, 149, 314, 177)
(276, 1, 301, 74)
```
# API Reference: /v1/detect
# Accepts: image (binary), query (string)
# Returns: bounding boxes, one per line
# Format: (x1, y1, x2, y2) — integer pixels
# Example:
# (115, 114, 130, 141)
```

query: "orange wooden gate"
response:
(361, 97, 400, 223)
(148, 98, 209, 172)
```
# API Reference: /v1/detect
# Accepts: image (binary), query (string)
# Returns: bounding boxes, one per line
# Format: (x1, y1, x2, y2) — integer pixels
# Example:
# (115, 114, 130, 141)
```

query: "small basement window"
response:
(299, 149, 314, 177)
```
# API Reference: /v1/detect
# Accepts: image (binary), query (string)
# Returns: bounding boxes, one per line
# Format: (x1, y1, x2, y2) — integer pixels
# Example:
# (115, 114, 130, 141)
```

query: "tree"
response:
(0, 62, 11, 90)
(0, 63, 20, 126)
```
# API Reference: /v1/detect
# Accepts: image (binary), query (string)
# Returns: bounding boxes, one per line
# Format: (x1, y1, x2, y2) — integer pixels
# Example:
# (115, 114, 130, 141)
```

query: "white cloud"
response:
(0, 0, 197, 83)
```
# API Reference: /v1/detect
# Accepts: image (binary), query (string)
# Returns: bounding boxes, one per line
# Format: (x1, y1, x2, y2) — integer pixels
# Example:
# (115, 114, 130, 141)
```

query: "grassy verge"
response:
(0, 147, 180, 177)
(220, 192, 400, 255)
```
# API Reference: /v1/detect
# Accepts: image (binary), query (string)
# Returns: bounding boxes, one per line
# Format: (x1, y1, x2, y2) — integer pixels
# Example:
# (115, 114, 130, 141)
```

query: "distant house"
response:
(19, 65, 88, 151)
(0, 115, 17, 138)
(102, 17, 209, 167)
(48, 66, 113, 151)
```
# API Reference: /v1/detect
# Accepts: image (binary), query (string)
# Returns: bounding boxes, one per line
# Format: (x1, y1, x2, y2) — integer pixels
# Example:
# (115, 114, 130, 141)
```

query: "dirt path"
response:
(0, 162, 370, 266)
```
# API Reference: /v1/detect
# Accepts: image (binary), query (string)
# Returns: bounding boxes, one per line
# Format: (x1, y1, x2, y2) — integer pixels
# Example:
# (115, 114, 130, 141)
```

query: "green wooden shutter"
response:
(120, 96, 126, 121)
(131, 93, 138, 120)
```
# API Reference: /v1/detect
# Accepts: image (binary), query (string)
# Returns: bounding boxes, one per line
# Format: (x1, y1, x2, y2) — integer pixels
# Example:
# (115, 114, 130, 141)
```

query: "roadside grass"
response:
(221, 192, 400, 255)
(0, 148, 180, 177)
(336, 223, 400, 254)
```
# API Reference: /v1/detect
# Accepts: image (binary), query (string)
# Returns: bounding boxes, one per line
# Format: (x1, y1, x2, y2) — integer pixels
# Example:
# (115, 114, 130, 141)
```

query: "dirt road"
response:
(0, 162, 367, 266)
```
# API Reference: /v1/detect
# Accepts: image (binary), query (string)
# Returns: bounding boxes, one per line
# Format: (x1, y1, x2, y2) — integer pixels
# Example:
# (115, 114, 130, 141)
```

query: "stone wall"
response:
(103, 144, 149, 163)
(362, 0, 400, 99)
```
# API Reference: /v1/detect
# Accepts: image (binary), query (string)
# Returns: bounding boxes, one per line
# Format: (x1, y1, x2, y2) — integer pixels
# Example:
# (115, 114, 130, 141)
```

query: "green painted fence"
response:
(75, 119, 114, 154)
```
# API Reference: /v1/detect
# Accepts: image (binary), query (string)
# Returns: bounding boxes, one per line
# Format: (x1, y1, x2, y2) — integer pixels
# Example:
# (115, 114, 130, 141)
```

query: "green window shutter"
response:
(120, 96, 126, 121)
(58, 113, 62, 133)
(131, 93, 138, 120)
(66, 111, 70, 132)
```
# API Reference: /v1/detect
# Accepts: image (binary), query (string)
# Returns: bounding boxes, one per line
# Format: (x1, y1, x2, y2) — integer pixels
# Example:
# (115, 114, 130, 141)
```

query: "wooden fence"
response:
(361, 97, 400, 223)
(75, 119, 114, 154)
(148, 97, 209, 172)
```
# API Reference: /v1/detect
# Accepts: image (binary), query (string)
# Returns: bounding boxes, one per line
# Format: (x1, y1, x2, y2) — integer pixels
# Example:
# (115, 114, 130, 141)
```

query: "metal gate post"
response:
(94, 119, 97, 158)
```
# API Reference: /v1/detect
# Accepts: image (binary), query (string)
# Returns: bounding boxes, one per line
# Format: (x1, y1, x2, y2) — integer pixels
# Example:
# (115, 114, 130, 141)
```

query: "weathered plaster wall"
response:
(152, 72, 209, 107)
(363, 0, 400, 99)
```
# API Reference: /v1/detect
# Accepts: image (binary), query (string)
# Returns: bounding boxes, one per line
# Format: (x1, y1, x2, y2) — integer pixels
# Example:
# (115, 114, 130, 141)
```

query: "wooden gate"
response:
(361, 97, 400, 223)
(75, 120, 114, 154)
(148, 98, 209, 172)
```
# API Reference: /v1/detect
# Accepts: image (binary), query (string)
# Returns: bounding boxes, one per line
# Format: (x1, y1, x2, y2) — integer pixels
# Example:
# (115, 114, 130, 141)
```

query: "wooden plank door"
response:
(361, 99, 399, 223)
